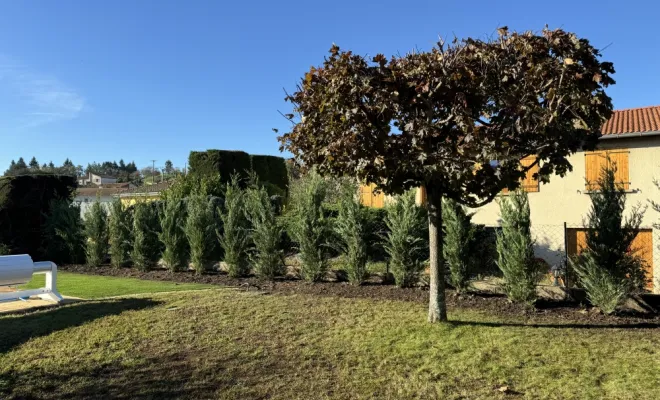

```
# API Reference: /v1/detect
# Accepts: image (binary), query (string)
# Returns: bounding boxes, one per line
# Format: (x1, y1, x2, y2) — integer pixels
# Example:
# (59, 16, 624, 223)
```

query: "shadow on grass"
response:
(449, 320, 660, 330)
(0, 298, 162, 354)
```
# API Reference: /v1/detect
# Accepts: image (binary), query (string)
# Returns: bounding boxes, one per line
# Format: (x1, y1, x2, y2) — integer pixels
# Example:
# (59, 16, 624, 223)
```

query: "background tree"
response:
(165, 160, 174, 175)
(279, 28, 614, 322)
(15, 158, 27, 171)
(29, 157, 40, 170)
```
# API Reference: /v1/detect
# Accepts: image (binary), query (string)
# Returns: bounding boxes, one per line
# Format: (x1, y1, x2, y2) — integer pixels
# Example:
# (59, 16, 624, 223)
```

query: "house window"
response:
(502, 156, 540, 193)
(584, 149, 629, 191)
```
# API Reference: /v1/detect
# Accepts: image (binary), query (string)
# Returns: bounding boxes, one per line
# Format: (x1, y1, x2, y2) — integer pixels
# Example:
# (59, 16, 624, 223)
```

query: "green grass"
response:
(22, 272, 213, 299)
(1, 289, 658, 399)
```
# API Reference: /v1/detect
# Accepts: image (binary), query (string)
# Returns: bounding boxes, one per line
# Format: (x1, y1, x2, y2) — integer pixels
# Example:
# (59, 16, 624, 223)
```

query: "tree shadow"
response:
(0, 298, 162, 354)
(448, 319, 660, 330)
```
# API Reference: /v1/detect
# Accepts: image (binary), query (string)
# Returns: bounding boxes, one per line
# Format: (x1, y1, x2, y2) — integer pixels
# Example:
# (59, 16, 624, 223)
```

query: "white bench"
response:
(0, 255, 63, 303)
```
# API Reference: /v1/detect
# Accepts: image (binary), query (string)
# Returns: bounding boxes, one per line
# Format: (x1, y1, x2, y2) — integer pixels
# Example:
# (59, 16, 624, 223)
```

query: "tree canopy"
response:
(279, 27, 615, 322)
(279, 27, 614, 207)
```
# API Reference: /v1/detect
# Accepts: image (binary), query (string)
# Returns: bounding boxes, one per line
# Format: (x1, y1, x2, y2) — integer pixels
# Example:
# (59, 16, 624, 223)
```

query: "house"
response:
(360, 105, 660, 293)
(78, 172, 118, 186)
(74, 184, 130, 216)
(117, 181, 171, 206)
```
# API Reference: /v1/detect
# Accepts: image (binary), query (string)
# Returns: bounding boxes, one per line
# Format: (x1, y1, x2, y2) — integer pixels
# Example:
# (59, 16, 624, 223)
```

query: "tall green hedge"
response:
(189, 150, 252, 180)
(0, 175, 77, 258)
(250, 154, 289, 194)
(188, 150, 289, 194)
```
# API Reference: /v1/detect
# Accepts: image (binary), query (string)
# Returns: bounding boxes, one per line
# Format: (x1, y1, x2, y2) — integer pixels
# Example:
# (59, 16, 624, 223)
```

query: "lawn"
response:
(1, 289, 658, 399)
(22, 272, 213, 299)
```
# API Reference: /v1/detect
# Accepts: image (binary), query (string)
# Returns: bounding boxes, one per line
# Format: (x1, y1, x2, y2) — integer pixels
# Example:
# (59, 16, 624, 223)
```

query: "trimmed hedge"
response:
(251, 154, 289, 194)
(0, 175, 77, 258)
(189, 150, 252, 181)
(188, 150, 289, 194)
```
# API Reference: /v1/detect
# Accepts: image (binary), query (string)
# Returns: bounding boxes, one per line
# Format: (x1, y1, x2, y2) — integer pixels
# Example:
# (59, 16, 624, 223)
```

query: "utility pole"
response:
(150, 159, 156, 184)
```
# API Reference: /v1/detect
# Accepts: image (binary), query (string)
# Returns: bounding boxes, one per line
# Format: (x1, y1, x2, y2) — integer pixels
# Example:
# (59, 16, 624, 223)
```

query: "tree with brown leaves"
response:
(279, 27, 614, 322)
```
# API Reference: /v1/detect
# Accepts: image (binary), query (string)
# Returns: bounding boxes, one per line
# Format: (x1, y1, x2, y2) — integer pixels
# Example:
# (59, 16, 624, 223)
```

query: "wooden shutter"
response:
(501, 156, 539, 194)
(567, 228, 653, 290)
(359, 183, 385, 208)
(584, 149, 629, 191)
(520, 156, 539, 192)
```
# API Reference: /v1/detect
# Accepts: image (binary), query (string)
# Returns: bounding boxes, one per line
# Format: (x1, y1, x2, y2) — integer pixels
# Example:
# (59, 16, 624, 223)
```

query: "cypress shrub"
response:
(43, 199, 85, 264)
(384, 190, 427, 288)
(108, 199, 132, 268)
(83, 198, 109, 267)
(245, 185, 284, 280)
(0, 175, 76, 257)
(496, 190, 541, 304)
(335, 180, 369, 285)
(160, 197, 189, 272)
(185, 195, 216, 274)
(288, 170, 330, 282)
(132, 202, 161, 271)
(571, 161, 646, 313)
(442, 198, 477, 293)
(218, 175, 249, 277)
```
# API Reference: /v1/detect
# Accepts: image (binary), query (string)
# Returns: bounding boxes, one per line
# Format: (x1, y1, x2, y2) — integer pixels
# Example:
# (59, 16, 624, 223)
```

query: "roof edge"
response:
(599, 130, 660, 140)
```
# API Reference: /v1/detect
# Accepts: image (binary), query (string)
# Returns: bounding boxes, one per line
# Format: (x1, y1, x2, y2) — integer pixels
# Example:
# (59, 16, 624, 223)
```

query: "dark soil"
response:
(60, 264, 660, 326)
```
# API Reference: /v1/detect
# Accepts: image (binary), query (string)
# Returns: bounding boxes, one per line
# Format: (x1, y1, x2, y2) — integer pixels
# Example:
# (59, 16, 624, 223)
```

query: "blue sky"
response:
(0, 0, 658, 172)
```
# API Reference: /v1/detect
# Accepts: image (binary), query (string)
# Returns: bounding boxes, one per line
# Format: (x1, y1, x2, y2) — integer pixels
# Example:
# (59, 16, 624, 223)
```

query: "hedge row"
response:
(0, 175, 77, 258)
(188, 150, 288, 194)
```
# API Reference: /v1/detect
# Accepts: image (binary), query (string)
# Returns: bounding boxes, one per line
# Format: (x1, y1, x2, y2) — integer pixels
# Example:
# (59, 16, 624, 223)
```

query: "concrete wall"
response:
(469, 136, 660, 292)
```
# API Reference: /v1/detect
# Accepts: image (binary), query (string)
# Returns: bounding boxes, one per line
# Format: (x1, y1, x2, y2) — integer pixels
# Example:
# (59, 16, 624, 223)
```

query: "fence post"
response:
(563, 221, 569, 288)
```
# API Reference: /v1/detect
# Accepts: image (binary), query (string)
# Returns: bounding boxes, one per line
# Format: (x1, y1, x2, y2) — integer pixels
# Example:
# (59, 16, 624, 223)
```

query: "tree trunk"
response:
(427, 185, 448, 322)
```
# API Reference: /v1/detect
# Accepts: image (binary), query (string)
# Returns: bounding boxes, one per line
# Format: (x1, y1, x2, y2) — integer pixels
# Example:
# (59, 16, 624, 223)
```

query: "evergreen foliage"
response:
(218, 175, 249, 277)
(496, 190, 541, 304)
(572, 161, 646, 313)
(334, 180, 369, 285)
(288, 170, 330, 282)
(160, 197, 189, 272)
(245, 185, 284, 280)
(83, 198, 109, 267)
(185, 195, 216, 274)
(131, 202, 161, 271)
(442, 198, 477, 293)
(0, 174, 77, 257)
(108, 199, 132, 268)
(43, 199, 85, 264)
(384, 190, 427, 288)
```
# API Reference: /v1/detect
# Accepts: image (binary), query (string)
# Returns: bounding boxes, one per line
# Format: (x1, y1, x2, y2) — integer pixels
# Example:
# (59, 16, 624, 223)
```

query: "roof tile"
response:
(601, 105, 660, 136)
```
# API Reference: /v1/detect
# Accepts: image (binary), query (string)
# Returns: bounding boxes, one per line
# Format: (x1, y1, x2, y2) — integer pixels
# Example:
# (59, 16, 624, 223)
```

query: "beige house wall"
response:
(469, 135, 660, 292)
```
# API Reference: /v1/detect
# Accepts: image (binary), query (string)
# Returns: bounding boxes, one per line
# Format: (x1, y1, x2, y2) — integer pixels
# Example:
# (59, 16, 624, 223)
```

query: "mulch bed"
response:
(60, 264, 660, 326)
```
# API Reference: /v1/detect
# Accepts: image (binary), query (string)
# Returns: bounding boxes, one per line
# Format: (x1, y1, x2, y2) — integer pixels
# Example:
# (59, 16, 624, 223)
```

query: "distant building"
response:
(74, 184, 131, 216)
(78, 172, 118, 186)
(117, 181, 171, 206)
